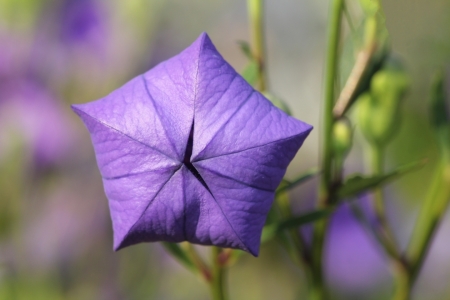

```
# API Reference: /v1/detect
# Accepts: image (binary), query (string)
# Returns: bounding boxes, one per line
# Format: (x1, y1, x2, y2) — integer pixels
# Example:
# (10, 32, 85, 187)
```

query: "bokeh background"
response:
(0, 0, 450, 299)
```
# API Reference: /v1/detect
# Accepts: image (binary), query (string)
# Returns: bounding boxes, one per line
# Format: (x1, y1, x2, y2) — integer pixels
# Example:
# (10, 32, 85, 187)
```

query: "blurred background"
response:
(0, 0, 449, 299)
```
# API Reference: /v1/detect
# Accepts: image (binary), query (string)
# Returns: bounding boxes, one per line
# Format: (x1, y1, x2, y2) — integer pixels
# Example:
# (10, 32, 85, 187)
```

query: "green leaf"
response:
(261, 208, 331, 243)
(429, 70, 450, 156)
(161, 242, 196, 271)
(237, 40, 253, 59)
(358, 0, 380, 16)
(276, 167, 319, 195)
(237, 40, 260, 87)
(262, 92, 292, 115)
(337, 160, 426, 199)
(241, 61, 259, 86)
(430, 70, 448, 129)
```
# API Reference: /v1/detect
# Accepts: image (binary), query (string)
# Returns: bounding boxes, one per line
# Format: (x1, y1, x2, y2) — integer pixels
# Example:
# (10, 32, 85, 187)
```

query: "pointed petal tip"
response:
(113, 244, 124, 252)
(193, 31, 214, 50)
(113, 236, 130, 252)
(70, 103, 89, 117)
(70, 103, 81, 112)
(70, 104, 93, 125)
(242, 240, 260, 257)
(297, 121, 313, 138)
(197, 31, 210, 42)
(248, 247, 260, 257)
(70, 104, 86, 120)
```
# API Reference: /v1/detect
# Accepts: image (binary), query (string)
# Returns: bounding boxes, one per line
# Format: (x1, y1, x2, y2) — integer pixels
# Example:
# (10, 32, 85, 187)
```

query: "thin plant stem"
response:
(406, 70, 450, 284)
(210, 247, 227, 300)
(350, 203, 399, 260)
(312, 0, 344, 298)
(392, 260, 411, 300)
(248, 0, 315, 288)
(247, 0, 267, 92)
(342, 1, 356, 34)
(275, 193, 314, 282)
(332, 43, 377, 119)
(367, 145, 410, 300)
(182, 243, 212, 282)
(369, 145, 399, 250)
(407, 162, 450, 284)
(318, 0, 344, 208)
(350, 202, 410, 300)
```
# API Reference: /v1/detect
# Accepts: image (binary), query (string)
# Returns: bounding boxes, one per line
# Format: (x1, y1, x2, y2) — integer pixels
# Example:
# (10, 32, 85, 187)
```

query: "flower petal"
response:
(117, 166, 246, 252)
(193, 132, 310, 192)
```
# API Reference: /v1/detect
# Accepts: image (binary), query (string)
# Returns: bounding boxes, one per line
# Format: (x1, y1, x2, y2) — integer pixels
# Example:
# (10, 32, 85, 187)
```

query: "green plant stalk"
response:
(392, 259, 410, 300)
(350, 203, 398, 260)
(370, 145, 399, 250)
(312, 0, 344, 298)
(210, 247, 227, 300)
(247, 0, 267, 92)
(275, 192, 314, 282)
(406, 70, 450, 284)
(349, 203, 409, 300)
(407, 160, 450, 284)
(181, 243, 212, 282)
(368, 145, 410, 300)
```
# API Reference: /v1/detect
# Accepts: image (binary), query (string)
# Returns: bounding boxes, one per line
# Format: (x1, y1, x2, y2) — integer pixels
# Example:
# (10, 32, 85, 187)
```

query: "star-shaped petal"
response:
(72, 33, 312, 256)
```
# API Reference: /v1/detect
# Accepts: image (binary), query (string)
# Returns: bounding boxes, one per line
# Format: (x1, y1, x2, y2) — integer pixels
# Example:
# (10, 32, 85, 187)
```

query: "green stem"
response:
(406, 70, 450, 284)
(407, 162, 450, 283)
(350, 203, 399, 260)
(392, 260, 410, 300)
(247, 0, 267, 92)
(312, 0, 344, 298)
(182, 243, 212, 282)
(210, 247, 227, 300)
(276, 193, 314, 281)
(368, 145, 410, 300)
(370, 145, 398, 250)
(320, 0, 343, 197)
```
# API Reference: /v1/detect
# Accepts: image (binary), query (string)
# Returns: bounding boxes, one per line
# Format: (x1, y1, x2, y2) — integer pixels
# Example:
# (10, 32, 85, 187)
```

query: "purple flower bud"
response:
(72, 33, 312, 256)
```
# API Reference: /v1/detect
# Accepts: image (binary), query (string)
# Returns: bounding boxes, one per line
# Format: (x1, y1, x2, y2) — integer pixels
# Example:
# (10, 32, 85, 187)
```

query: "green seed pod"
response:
(357, 65, 410, 147)
(332, 119, 353, 159)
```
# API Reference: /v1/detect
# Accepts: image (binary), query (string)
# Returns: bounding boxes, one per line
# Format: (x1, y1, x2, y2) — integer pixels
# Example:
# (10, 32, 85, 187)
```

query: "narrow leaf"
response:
(430, 70, 450, 154)
(237, 40, 253, 59)
(276, 167, 319, 195)
(337, 160, 426, 199)
(241, 61, 259, 86)
(162, 242, 196, 271)
(261, 208, 331, 243)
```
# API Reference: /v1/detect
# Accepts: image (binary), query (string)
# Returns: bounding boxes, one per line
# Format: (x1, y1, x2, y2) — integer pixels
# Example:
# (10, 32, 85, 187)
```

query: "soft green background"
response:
(0, 0, 449, 299)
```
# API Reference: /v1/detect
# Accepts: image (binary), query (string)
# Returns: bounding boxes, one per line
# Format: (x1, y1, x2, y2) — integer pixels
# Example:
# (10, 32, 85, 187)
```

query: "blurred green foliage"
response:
(0, 0, 450, 299)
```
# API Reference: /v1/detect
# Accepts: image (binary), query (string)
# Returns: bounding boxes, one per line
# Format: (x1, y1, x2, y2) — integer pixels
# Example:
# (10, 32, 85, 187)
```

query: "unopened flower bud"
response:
(332, 119, 353, 159)
(357, 63, 410, 147)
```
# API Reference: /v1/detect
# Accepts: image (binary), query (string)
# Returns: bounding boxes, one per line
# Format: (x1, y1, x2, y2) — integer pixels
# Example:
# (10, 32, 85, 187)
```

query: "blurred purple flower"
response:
(325, 202, 389, 292)
(72, 33, 312, 256)
(59, 0, 107, 49)
(0, 80, 74, 167)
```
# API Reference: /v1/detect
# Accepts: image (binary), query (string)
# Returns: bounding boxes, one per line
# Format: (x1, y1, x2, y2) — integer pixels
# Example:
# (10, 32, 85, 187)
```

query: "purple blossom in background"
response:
(59, 0, 106, 48)
(326, 203, 389, 292)
(72, 33, 312, 256)
(0, 81, 74, 167)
